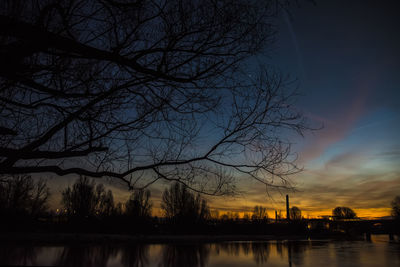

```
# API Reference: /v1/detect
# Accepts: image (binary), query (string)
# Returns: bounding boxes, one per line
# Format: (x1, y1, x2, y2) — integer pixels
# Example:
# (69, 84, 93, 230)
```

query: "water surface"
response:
(1, 235, 399, 266)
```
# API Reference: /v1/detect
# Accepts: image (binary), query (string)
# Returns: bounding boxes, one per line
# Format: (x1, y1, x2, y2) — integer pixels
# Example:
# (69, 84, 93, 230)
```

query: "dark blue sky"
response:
(277, 0, 400, 110)
(203, 0, 400, 218)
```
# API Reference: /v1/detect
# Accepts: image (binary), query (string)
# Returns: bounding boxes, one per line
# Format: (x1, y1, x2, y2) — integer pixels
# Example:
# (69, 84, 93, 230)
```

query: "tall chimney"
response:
(286, 194, 290, 220)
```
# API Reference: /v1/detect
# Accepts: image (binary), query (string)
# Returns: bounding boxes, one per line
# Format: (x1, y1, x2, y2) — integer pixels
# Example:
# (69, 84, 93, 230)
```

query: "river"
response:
(1, 235, 399, 266)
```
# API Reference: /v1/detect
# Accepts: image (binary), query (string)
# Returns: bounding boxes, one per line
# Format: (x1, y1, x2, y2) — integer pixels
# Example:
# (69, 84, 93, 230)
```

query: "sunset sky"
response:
(209, 0, 400, 219)
(47, 1, 400, 219)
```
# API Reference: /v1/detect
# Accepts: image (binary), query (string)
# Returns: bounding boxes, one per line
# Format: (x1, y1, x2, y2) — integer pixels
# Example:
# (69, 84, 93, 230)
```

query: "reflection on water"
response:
(55, 245, 118, 267)
(120, 244, 150, 267)
(0, 245, 42, 266)
(251, 242, 270, 264)
(1, 235, 399, 267)
(159, 243, 210, 267)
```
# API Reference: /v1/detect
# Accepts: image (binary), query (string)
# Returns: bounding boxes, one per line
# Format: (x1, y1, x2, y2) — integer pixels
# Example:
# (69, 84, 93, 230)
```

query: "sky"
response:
(201, 0, 400, 219)
(47, 1, 400, 219)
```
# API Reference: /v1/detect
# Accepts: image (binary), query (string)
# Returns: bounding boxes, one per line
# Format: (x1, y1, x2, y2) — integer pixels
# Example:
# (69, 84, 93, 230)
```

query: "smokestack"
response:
(286, 194, 290, 220)
(275, 210, 278, 222)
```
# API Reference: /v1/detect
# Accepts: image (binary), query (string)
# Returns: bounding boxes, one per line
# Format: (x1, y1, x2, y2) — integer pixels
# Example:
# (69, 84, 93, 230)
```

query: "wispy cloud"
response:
(298, 70, 379, 165)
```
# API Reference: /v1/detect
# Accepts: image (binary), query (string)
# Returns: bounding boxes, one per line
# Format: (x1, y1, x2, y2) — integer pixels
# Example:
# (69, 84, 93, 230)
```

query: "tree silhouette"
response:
(61, 176, 114, 218)
(0, 0, 310, 194)
(125, 189, 152, 220)
(220, 212, 238, 222)
(243, 212, 251, 222)
(95, 184, 115, 217)
(251, 206, 268, 222)
(332, 207, 356, 220)
(391, 196, 400, 220)
(0, 174, 49, 218)
(161, 182, 210, 224)
(289, 206, 301, 221)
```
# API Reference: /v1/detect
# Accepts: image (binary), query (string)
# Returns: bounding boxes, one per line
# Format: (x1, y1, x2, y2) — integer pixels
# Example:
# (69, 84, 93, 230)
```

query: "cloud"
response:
(298, 70, 378, 165)
(376, 148, 400, 158)
(323, 151, 367, 171)
(203, 163, 400, 218)
(289, 170, 400, 217)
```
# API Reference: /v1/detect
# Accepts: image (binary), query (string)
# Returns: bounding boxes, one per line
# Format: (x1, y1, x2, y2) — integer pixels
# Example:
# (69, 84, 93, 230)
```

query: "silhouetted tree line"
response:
(62, 176, 115, 218)
(332, 207, 357, 220)
(57, 176, 156, 232)
(0, 174, 49, 220)
(161, 183, 210, 225)
(251, 206, 268, 222)
(0, 176, 275, 233)
(57, 177, 275, 229)
(1, 175, 399, 235)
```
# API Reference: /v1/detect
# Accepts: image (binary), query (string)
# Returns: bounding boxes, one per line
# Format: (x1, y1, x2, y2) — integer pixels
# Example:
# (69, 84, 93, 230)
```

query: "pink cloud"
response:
(298, 71, 378, 164)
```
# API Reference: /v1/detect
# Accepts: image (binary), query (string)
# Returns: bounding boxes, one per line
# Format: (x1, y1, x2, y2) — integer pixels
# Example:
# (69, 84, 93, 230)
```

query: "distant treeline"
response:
(0, 175, 274, 223)
(1, 175, 399, 235)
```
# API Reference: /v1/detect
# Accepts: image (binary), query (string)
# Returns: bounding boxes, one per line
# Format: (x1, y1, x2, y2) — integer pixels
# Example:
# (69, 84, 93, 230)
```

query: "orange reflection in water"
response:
(1, 237, 399, 267)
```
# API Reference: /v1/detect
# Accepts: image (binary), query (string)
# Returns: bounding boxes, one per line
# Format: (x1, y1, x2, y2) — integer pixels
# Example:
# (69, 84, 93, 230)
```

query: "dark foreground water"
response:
(1, 235, 399, 266)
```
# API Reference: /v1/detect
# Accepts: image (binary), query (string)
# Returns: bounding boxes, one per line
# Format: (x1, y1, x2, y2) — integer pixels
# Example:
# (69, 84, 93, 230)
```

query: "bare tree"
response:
(161, 182, 210, 224)
(251, 205, 268, 222)
(61, 176, 114, 218)
(0, 0, 310, 194)
(332, 207, 356, 220)
(95, 184, 115, 217)
(0, 174, 50, 217)
(125, 189, 152, 219)
(289, 206, 301, 221)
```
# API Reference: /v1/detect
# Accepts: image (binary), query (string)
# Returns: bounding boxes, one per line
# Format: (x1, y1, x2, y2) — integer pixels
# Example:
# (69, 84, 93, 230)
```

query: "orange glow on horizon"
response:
(150, 207, 391, 220)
